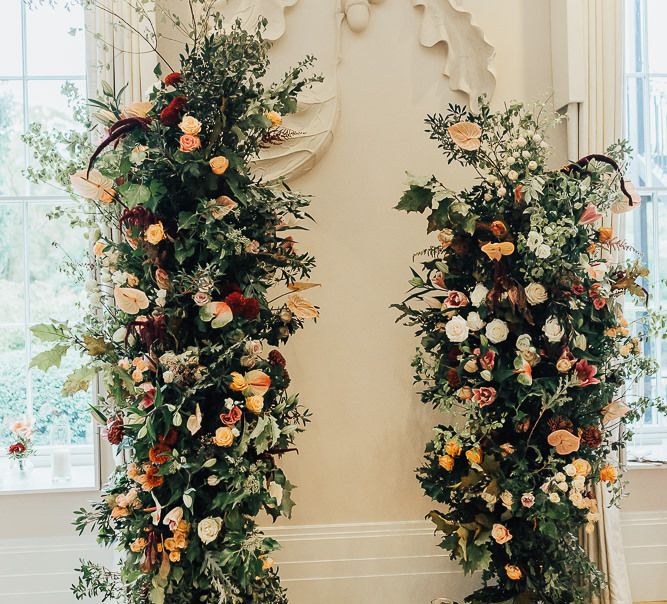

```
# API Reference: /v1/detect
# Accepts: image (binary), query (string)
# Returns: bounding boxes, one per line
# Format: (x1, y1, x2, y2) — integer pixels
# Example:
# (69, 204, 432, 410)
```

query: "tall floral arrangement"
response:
(394, 99, 659, 604)
(26, 5, 320, 603)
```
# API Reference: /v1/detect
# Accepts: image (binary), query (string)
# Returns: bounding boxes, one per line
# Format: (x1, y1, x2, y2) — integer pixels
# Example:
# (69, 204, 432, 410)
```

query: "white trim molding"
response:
(0, 514, 665, 604)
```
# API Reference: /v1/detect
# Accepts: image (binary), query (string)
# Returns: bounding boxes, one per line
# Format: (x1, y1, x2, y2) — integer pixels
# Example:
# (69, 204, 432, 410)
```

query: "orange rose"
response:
(547, 429, 581, 455)
(93, 240, 106, 256)
(129, 538, 147, 553)
(505, 564, 522, 580)
(438, 455, 455, 471)
(169, 550, 181, 562)
(145, 222, 166, 245)
(445, 440, 462, 457)
(265, 111, 282, 127)
(213, 426, 235, 447)
(245, 395, 264, 414)
(491, 523, 512, 544)
(209, 155, 230, 175)
(598, 227, 613, 243)
(179, 134, 201, 153)
(600, 464, 618, 483)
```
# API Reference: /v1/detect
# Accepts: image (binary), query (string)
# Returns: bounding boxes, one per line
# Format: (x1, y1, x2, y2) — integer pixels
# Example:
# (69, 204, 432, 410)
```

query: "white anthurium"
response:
(123, 101, 153, 118)
(186, 403, 202, 435)
(70, 169, 115, 203)
(199, 301, 233, 328)
(114, 287, 150, 314)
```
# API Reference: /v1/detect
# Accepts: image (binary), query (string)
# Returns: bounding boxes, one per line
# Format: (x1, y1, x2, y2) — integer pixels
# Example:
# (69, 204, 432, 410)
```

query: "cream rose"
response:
(179, 115, 202, 135)
(197, 516, 223, 544)
(245, 395, 264, 414)
(470, 283, 489, 307)
(437, 228, 454, 248)
(445, 315, 469, 343)
(213, 426, 234, 447)
(466, 311, 486, 332)
(485, 318, 509, 344)
(209, 156, 230, 175)
(145, 222, 165, 245)
(525, 282, 548, 305)
(491, 523, 512, 544)
(515, 334, 532, 352)
(543, 316, 565, 343)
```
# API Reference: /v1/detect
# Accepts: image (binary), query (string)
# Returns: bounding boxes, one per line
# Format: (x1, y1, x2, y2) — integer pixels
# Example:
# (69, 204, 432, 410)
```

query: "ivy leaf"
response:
(249, 415, 280, 453)
(395, 185, 433, 213)
(29, 344, 69, 371)
(123, 183, 151, 208)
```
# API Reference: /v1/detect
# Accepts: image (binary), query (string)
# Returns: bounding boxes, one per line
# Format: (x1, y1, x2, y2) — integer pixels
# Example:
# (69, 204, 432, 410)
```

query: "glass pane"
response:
(0, 0, 22, 77)
(25, 3, 86, 76)
(647, 0, 667, 73)
(622, 193, 653, 291)
(648, 77, 667, 183)
(0, 80, 27, 197)
(27, 202, 87, 324)
(625, 76, 648, 185)
(30, 338, 91, 447)
(0, 203, 25, 323)
(0, 327, 28, 449)
(625, 0, 644, 74)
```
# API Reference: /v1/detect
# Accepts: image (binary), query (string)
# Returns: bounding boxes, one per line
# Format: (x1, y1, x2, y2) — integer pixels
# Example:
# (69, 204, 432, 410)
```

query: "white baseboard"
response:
(0, 513, 664, 604)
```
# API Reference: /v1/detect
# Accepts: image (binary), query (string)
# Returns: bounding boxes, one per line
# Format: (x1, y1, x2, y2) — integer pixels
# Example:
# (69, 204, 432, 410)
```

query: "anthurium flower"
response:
(244, 370, 271, 396)
(602, 400, 630, 424)
(186, 403, 202, 435)
(447, 121, 482, 151)
(286, 293, 319, 319)
(611, 181, 640, 214)
(578, 204, 603, 225)
(70, 169, 115, 203)
(123, 101, 154, 118)
(114, 287, 150, 314)
(481, 241, 515, 261)
(199, 302, 233, 328)
(547, 429, 581, 455)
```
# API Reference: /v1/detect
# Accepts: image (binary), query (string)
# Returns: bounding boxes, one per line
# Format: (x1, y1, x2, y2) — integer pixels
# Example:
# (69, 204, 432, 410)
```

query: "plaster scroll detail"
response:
(413, 0, 496, 110)
(218, 0, 297, 41)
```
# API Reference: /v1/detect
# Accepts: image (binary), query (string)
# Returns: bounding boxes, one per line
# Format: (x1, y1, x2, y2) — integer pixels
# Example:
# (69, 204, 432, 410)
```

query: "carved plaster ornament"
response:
(343, 0, 386, 33)
(413, 0, 496, 110)
(218, 0, 297, 41)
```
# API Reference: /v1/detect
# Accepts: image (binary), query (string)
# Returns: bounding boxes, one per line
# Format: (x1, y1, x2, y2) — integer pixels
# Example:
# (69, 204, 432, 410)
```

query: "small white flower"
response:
(485, 318, 509, 344)
(517, 137, 527, 147)
(543, 316, 565, 343)
(470, 283, 489, 307)
(527, 160, 538, 171)
(556, 481, 569, 492)
(549, 492, 561, 503)
(515, 334, 532, 352)
(224, 398, 235, 410)
(198, 517, 223, 544)
(231, 427, 240, 437)
(526, 231, 543, 250)
(497, 187, 507, 197)
(564, 464, 577, 477)
(163, 370, 174, 384)
(508, 170, 518, 181)
(536, 243, 551, 259)
(554, 472, 566, 482)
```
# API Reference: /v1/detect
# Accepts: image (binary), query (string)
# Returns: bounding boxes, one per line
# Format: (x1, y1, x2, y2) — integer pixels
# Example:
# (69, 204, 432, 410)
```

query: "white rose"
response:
(198, 517, 223, 544)
(569, 491, 586, 509)
(536, 244, 551, 259)
(445, 315, 469, 343)
(549, 492, 561, 503)
(556, 481, 568, 492)
(466, 311, 486, 332)
(515, 334, 532, 352)
(470, 283, 489, 307)
(526, 231, 542, 250)
(554, 472, 566, 482)
(563, 464, 576, 477)
(543, 316, 565, 343)
(525, 282, 548, 305)
(500, 491, 514, 509)
(485, 318, 509, 344)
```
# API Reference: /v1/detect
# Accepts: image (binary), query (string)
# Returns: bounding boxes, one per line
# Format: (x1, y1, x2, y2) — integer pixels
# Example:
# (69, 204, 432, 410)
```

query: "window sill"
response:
(0, 461, 98, 495)
(627, 460, 667, 470)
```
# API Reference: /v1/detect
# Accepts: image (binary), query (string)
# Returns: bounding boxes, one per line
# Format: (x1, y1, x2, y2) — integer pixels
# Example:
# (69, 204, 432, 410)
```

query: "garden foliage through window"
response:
(0, 0, 93, 471)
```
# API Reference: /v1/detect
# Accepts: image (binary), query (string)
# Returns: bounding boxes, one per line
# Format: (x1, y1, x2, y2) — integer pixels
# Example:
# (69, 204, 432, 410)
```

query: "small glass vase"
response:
(50, 414, 72, 483)
(11, 457, 33, 479)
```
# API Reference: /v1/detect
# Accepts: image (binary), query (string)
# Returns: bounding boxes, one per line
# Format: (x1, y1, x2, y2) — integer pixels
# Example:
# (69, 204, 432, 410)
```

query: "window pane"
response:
(625, 0, 644, 73)
(647, 0, 667, 73)
(27, 202, 87, 324)
(0, 327, 28, 449)
(648, 77, 667, 182)
(25, 3, 86, 76)
(0, 80, 27, 197)
(0, 0, 22, 77)
(625, 76, 648, 185)
(0, 203, 25, 323)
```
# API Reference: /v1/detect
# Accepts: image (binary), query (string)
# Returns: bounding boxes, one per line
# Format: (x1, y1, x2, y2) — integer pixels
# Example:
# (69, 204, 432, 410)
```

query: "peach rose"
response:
(179, 134, 201, 153)
(505, 564, 522, 580)
(547, 429, 581, 455)
(145, 222, 165, 245)
(572, 458, 592, 477)
(129, 537, 147, 552)
(445, 440, 462, 457)
(438, 455, 455, 471)
(209, 155, 230, 175)
(245, 395, 264, 414)
(213, 426, 234, 447)
(265, 111, 282, 127)
(179, 115, 202, 135)
(491, 523, 512, 544)
(93, 240, 106, 257)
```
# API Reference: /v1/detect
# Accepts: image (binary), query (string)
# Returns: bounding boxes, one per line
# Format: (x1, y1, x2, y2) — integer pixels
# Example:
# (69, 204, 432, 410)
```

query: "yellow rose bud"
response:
(145, 222, 166, 245)
(213, 426, 235, 447)
(209, 155, 230, 175)
(598, 227, 613, 243)
(126, 273, 139, 287)
(245, 395, 264, 414)
(438, 455, 455, 471)
(265, 111, 282, 127)
(444, 440, 462, 457)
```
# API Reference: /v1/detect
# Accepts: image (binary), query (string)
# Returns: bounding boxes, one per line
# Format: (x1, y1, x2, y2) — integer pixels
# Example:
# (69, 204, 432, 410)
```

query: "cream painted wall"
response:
(0, 1, 664, 603)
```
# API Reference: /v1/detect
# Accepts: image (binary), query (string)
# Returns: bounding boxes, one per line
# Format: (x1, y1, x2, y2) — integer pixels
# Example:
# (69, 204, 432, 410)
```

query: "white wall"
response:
(1, 1, 665, 603)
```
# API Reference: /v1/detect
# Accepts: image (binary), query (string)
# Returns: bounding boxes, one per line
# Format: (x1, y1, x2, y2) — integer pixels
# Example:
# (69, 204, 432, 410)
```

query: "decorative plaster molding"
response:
(343, 0, 385, 33)
(413, 0, 496, 110)
(218, 0, 297, 41)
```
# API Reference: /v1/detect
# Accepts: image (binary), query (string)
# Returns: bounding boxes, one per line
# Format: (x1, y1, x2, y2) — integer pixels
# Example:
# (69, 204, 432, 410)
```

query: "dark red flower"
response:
(149, 442, 171, 465)
(119, 206, 156, 232)
(581, 425, 603, 448)
(571, 283, 585, 295)
(447, 347, 461, 364)
(268, 350, 286, 367)
(160, 96, 187, 126)
(105, 416, 124, 445)
(163, 72, 182, 87)
(220, 406, 242, 426)
(241, 297, 260, 320)
(447, 368, 461, 388)
(8, 442, 26, 455)
(225, 291, 246, 315)
(160, 429, 179, 447)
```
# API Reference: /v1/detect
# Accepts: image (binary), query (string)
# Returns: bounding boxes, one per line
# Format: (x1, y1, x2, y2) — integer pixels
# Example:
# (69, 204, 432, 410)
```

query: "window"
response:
(0, 0, 97, 492)
(624, 0, 667, 462)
